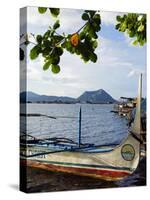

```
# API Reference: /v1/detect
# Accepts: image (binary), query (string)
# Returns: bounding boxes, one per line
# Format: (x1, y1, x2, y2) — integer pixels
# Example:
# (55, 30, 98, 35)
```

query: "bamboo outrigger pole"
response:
(78, 107, 82, 147)
(131, 73, 142, 140)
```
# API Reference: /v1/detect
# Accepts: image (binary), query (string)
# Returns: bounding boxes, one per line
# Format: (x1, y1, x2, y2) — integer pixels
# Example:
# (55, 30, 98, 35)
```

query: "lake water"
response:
(20, 103, 146, 192)
(21, 103, 128, 146)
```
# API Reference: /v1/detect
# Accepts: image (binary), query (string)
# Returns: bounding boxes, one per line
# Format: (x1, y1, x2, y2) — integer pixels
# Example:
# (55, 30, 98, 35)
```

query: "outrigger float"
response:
(20, 74, 143, 181)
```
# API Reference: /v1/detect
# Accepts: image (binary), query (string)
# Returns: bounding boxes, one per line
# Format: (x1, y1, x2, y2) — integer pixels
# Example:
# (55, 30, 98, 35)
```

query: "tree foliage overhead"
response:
(20, 9, 147, 74)
(29, 8, 101, 73)
(38, 7, 60, 17)
(116, 13, 146, 46)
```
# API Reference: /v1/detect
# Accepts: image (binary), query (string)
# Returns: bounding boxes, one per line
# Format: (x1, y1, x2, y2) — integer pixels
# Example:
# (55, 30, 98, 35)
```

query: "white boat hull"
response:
(21, 133, 140, 181)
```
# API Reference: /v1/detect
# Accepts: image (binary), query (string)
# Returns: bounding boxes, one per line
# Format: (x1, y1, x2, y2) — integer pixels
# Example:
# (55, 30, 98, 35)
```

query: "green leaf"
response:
(137, 24, 144, 32)
(55, 47, 63, 56)
(139, 39, 145, 46)
(82, 54, 90, 63)
(115, 23, 120, 30)
(42, 47, 52, 57)
(43, 61, 51, 70)
(116, 13, 146, 46)
(43, 39, 52, 48)
(85, 10, 96, 18)
(65, 41, 73, 52)
(120, 23, 127, 32)
(129, 30, 135, 38)
(36, 35, 43, 43)
(51, 64, 60, 73)
(82, 13, 89, 21)
(84, 38, 93, 52)
(116, 15, 122, 22)
(132, 40, 138, 46)
(90, 52, 97, 63)
(75, 47, 81, 55)
(79, 31, 85, 40)
(53, 35, 64, 43)
(43, 30, 51, 39)
(49, 8, 60, 17)
(51, 54, 60, 65)
(83, 22, 90, 33)
(79, 43, 91, 62)
(93, 14, 101, 25)
(53, 20, 60, 30)
(30, 45, 41, 60)
(91, 21, 101, 32)
(92, 40, 98, 49)
(61, 40, 67, 48)
(38, 7, 47, 14)
(89, 28, 98, 39)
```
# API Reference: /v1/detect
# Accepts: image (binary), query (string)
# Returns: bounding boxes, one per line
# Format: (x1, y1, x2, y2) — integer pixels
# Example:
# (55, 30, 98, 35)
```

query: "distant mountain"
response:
(20, 91, 76, 104)
(20, 89, 116, 104)
(77, 89, 116, 104)
(20, 91, 39, 103)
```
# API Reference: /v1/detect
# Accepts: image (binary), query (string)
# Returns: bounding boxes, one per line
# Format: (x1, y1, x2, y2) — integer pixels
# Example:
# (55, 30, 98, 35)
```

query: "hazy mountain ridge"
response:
(77, 89, 115, 103)
(20, 89, 116, 104)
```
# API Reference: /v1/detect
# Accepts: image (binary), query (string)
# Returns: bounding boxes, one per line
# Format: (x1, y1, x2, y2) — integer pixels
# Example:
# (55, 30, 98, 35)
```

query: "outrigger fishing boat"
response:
(20, 74, 143, 181)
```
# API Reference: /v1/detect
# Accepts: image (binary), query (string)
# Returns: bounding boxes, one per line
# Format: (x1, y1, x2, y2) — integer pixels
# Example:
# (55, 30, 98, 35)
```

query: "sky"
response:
(20, 7, 146, 99)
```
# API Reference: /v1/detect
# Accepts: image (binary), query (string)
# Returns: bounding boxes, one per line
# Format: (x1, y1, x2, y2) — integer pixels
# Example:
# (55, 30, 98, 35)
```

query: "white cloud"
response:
(27, 7, 54, 28)
(127, 70, 135, 77)
(127, 68, 146, 78)
(59, 9, 84, 34)
(27, 7, 84, 35)
(100, 11, 123, 26)
(97, 36, 134, 68)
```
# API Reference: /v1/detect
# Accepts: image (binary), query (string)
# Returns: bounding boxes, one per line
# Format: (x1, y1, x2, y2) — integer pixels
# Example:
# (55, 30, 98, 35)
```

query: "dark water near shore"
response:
(20, 103, 146, 192)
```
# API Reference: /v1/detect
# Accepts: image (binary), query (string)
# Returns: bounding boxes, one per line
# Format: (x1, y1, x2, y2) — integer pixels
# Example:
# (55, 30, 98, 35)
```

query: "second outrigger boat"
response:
(20, 74, 143, 181)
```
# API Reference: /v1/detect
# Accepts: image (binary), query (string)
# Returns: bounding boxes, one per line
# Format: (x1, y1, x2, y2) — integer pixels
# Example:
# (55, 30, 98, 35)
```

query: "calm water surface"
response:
(21, 103, 128, 145)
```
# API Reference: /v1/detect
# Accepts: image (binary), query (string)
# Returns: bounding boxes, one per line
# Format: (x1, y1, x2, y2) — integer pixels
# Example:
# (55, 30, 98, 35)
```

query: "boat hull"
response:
(20, 134, 139, 181)
(21, 158, 131, 181)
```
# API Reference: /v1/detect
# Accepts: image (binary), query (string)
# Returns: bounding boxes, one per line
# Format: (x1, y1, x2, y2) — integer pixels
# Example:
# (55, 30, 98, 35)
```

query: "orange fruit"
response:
(70, 33, 79, 46)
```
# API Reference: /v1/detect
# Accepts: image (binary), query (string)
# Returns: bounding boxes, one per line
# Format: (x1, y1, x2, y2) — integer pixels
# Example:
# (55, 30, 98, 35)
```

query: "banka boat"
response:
(20, 74, 143, 181)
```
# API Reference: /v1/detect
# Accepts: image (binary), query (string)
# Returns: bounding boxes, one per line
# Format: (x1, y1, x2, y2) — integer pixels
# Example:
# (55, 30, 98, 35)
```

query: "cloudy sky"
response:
(21, 7, 146, 99)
